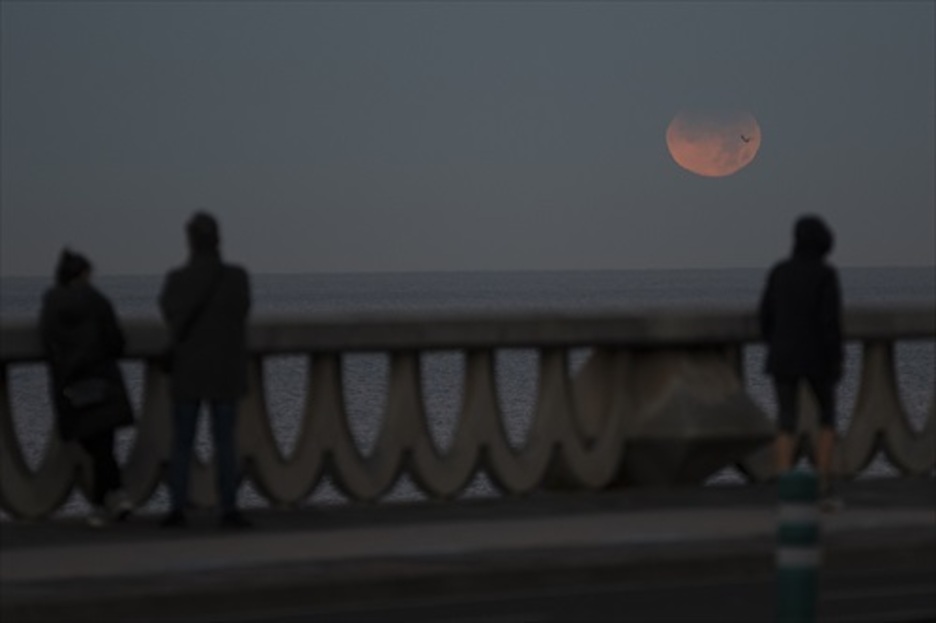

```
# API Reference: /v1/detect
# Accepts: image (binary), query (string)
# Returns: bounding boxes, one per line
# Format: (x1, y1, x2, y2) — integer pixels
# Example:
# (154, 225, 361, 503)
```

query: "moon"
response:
(666, 109, 761, 177)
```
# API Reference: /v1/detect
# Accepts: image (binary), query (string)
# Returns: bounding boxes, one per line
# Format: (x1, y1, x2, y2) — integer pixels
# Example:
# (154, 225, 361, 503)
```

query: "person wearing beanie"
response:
(158, 212, 252, 529)
(759, 215, 844, 511)
(40, 249, 135, 527)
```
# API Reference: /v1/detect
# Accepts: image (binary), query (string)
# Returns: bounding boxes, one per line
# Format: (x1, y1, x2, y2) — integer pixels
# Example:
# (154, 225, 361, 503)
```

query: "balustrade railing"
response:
(1, 308, 933, 519)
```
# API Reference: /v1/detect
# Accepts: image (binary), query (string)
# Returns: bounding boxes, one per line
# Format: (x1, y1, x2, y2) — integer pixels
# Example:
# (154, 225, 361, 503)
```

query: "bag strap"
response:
(175, 266, 225, 344)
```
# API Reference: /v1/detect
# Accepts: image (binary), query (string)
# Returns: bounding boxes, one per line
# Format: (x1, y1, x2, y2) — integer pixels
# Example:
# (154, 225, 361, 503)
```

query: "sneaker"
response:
(105, 489, 133, 522)
(86, 507, 109, 528)
(219, 511, 253, 530)
(160, 510, 188, 528)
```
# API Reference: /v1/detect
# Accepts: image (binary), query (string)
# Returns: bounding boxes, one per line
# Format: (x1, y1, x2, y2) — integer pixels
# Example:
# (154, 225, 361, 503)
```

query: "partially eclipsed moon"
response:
(666, 109, 761, 177)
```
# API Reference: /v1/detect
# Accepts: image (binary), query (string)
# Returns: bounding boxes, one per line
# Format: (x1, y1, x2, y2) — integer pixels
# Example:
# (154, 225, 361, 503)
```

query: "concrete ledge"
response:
(2, 306, 933, 360)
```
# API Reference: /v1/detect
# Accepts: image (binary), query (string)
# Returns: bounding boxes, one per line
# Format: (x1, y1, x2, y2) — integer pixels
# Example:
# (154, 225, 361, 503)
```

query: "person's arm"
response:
(758, 268, 777, 340)
(98, 294, 126, 359)
(820, 268, 844, 380)
(158, 272, 185, 339)
(38, 291, 62, 379)
(39, 292, 55, 356)
(232, 267, 250, 321)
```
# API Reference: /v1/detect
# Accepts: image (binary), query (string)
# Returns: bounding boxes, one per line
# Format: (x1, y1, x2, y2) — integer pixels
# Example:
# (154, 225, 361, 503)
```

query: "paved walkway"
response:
(2, 478, 934, 621)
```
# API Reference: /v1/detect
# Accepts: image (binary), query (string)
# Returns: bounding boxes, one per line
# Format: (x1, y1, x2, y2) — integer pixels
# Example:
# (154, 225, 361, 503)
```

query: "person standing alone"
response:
(759, 215, 843, 510)
(159, 212, 252, 528)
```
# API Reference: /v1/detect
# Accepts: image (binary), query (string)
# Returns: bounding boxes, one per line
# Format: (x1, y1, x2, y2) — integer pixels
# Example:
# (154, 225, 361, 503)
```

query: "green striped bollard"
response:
(777, 468, 820, 623)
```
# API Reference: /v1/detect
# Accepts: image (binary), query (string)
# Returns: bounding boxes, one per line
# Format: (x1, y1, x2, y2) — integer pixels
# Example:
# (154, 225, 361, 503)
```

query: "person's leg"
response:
(773, 377, 799, 474)
(808, 378, 838, 494)
(92, 428, 134, 519)
(817, 427, 836, 487)
(78, 431, 119, 527)
(167, 401, 200, 516)
(98, 429, 121, 495)
(209, 401, 240, 516)
(78, 432, 112, 508)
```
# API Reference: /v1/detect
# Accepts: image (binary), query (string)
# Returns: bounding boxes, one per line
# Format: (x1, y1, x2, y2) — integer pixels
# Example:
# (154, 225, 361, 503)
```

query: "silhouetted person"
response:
(159, 212, 252, 528)
(759, 215, 843, 509)
(40, 249, 135, 527)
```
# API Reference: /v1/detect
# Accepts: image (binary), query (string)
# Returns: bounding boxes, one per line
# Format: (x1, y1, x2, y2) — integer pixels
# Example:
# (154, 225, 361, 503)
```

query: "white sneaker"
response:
(86, 508, 109, 528)
(105, 489, 133, 521)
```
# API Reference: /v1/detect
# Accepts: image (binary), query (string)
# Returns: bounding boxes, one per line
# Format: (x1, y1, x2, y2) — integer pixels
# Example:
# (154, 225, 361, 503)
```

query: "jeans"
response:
(79, 429, 122, 506)
(168, 401, 240, 514)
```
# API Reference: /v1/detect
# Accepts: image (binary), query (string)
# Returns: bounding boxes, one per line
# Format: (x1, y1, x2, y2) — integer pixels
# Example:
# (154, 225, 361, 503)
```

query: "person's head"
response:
(186, 211, 220, 257)
(55, 248, 92, 286)
(792, 215, 834, 259)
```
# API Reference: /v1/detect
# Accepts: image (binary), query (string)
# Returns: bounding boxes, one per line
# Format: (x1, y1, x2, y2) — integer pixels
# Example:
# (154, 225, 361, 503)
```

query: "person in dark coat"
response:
(40, 249, 135, 527)
(759, 215, 843, 506)
(158, 212, 251, 528)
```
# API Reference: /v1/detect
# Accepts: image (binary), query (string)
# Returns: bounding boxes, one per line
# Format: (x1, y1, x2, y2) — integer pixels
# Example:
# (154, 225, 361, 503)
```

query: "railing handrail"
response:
(2, 304, 933, 518)
(1, 306, 933, 362)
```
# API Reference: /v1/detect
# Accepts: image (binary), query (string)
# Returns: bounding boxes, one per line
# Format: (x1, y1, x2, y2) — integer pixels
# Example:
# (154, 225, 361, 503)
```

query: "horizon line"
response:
(2, 263, 934, 281)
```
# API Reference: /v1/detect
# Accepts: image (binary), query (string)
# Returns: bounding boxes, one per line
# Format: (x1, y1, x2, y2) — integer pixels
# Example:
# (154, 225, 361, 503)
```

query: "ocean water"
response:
(1, 267, 933, 516)
(4, 267, 935, 318)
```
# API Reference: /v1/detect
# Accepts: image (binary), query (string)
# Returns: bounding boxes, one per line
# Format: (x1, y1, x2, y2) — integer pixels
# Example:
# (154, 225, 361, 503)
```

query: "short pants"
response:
(773, 377, 836, 433)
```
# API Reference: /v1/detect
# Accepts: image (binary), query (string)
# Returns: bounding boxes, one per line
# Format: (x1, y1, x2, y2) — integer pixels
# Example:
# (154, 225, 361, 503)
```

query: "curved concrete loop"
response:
(1, 334, 933, 519)
(0, 364, 80, 519)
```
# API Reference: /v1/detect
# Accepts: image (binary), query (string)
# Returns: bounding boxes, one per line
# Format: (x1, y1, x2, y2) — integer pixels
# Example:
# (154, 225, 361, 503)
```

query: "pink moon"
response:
(666, 109, 761, 177)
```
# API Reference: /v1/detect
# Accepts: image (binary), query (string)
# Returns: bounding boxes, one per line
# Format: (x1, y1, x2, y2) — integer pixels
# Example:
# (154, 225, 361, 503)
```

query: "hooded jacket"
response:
(758, 217, 844, 380)
(159, 253, 251, 402)
(40, 282, 134, 440)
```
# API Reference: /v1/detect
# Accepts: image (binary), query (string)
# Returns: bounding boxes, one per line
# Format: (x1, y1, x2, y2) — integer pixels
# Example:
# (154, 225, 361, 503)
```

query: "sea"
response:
(1, 267, 933, 517)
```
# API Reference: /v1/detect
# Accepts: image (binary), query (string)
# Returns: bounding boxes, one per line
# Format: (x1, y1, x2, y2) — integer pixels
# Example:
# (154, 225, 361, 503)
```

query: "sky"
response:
(1, 1, 934, 277)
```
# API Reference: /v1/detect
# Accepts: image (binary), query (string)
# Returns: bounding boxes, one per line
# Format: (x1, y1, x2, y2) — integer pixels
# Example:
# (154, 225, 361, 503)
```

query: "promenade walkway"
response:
(2, 478, 934, 622)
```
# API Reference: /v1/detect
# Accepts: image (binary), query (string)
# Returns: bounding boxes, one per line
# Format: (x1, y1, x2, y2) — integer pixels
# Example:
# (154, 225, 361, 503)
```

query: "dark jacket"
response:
(159, 255, 250, 402)
(758, 219, 843, 380)
(40, 282, 134, 440)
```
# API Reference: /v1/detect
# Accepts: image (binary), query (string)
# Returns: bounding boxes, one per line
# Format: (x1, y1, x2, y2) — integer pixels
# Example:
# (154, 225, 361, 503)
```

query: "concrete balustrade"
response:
(1, 308, 933, 519)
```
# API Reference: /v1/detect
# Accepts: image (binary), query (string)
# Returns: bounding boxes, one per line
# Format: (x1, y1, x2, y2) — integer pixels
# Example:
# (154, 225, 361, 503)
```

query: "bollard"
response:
(777, 468, 820, 623)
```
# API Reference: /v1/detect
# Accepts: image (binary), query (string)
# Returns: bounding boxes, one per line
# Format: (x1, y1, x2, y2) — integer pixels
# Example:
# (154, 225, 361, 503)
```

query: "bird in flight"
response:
(740, 135, 752, 143)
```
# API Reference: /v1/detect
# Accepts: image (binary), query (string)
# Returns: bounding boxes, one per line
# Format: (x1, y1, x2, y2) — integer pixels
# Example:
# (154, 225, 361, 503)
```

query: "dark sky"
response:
(2, 1, 933, 277)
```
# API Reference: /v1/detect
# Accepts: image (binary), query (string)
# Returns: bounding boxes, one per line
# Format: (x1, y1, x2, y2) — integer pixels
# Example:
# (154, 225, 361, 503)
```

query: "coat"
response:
(758, 256, 843, 381)
(40, 282, 134, 441)
(158, 255, 251, 402)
